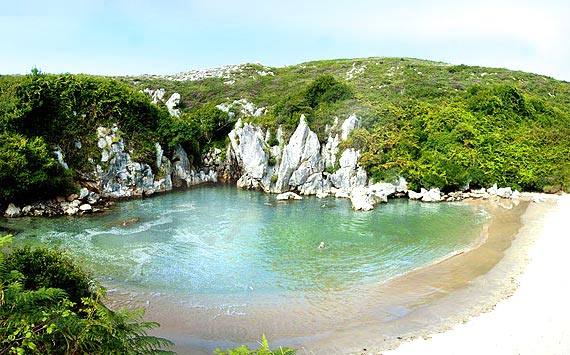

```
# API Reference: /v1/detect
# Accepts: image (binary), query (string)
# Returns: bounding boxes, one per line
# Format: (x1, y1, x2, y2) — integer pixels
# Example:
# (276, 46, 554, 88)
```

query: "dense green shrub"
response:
(0, 132, 75, 203)
(273, 74, 353, 136)
(5, 246, 93, 305)
(158, 102, 233, 159)
(0, 71, 170, 168)
(304, 74, 352, 108)
(0, 235, 173, 354)
(356, 85, 570, 192)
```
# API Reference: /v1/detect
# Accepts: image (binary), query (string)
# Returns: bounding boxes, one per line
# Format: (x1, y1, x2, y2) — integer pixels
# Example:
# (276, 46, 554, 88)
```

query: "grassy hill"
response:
(123, 57, 570, 192)
(1, 57, 569, 204)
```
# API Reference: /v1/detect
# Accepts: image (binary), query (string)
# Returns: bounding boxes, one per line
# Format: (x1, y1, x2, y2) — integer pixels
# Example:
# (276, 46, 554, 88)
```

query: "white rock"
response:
(276, 192, 303, 200)
(4, 203, 21, 217)
(341, 114, 358, 141)
(350, 186, 387, 211)
(275, 115, 323, 192)
(65, 207, 79, 215)
(511, 190, 521, 199)
(422, 188, 442, 202)
(408, 189, 425, 200)
(79, 204, 92, 211)
(496, 186, 513, 198)
(165, 93, 181, 117)
(79, 188, 89, 200)
(54, 147, 69, 169)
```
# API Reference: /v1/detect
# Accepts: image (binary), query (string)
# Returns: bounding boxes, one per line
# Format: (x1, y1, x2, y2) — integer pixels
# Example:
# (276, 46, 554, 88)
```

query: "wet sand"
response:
(105, 197, 539, 354)
(384, 194, 569, 355)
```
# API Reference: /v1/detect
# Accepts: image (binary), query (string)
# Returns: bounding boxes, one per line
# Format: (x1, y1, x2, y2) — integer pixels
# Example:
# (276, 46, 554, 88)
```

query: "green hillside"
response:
(1, 57, 569, 204)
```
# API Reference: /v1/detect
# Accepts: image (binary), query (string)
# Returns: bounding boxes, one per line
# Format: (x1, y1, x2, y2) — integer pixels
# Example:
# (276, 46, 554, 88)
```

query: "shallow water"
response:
(2, 185, 489, 351)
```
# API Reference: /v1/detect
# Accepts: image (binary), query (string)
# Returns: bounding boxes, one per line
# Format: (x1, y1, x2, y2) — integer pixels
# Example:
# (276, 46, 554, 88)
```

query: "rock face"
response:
(95, 125, 216, 199)
(227, 113, 376, 209)
(1, 111, 531, 218)
(4, 203, 21, 217)
(165, 93, 181, 117)
(142, 88, 181, 117)
(275, 115, 324, 193)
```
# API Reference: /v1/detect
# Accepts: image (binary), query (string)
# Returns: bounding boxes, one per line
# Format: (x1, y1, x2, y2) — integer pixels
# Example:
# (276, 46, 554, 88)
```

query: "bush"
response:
(304, 74, 352, 108)
(5, 246, 93, 305)
(0, 132, 75, 203)
(274, 75, 353, 136)
(0, 235, 173, 354)
(358, 85, 570, 192)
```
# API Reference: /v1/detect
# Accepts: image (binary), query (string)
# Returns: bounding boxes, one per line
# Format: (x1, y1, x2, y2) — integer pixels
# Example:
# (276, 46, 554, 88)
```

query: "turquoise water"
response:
(2, 186, 487, 299)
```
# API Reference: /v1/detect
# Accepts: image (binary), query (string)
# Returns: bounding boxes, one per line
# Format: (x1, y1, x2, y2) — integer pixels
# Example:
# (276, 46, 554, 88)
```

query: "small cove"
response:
(2, 185, 497, 353)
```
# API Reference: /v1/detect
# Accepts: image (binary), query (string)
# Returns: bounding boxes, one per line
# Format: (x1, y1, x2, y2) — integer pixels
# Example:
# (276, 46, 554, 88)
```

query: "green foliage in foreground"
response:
(0, 235, 173, 354)
(215, 335, 295, 355)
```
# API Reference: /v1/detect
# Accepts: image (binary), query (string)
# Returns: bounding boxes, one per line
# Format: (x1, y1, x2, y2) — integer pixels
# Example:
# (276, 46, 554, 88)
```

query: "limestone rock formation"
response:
(165, 93, 181, 117)
(276, 192, 303, 200)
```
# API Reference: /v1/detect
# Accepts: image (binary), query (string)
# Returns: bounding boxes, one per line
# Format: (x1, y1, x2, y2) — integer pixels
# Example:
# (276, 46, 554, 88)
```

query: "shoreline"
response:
(102, 194, 531, 354)
(296, 196, 531, 354)
(381, 193, 568, 355)
(4, 188, 562, 354)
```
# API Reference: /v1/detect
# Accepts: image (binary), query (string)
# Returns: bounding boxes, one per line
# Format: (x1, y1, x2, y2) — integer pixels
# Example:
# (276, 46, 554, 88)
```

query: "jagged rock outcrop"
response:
(171, 145, 216, 188)
(275, 115, 324, 192)
(95, 125, 214, 199)
(4, 203, 21, 218)
(142, 89, 181, 117)
(165, 93, 181, 117)
(95, 125, 156, 198)
(227, 113, 371, 207)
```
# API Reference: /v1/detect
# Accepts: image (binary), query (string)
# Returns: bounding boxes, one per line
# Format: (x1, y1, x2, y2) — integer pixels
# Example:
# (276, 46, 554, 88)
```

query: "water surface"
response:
(2, 185, 489, 351)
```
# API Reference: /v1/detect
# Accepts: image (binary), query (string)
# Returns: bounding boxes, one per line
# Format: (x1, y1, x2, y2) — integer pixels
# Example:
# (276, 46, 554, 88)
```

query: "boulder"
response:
(66, 194, 79, 202)
(422, 188, 442, 202)
(79, 188, 89, 200)
(165, 93, 181, 117)
(79, 204, 92, 212)
(350, 186, 387, 211)
(408, 189, 425, 200)
(276, 192, 303, 200)
(4, 203, 21, 217)
(496, 187, 513, 198)
(64, 207, 79, 215)
(87, 192, 101, 205)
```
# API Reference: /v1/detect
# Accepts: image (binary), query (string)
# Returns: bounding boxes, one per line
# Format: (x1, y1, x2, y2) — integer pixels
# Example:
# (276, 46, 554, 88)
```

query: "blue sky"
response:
(1, 0, 569, 80)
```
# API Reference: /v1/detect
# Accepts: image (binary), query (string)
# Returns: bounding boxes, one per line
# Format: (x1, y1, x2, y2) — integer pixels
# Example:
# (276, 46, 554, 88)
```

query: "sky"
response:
(1, 0, 569, 81)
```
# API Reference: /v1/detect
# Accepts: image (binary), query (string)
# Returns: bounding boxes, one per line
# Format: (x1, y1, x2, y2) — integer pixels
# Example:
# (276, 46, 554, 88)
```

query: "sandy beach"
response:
(385, 194, 570, 355)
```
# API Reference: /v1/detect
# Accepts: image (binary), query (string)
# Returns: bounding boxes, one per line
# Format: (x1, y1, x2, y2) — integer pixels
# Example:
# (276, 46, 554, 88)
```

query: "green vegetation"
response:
(1, 57, 569, 205)
(125, 57, 569, 192)
(350, 85, 570, 191)
(0, 235, 173, 354)
(214, 335, 295, 355)
(0, 70, 229, 204)
(0, 132, 75, 203)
